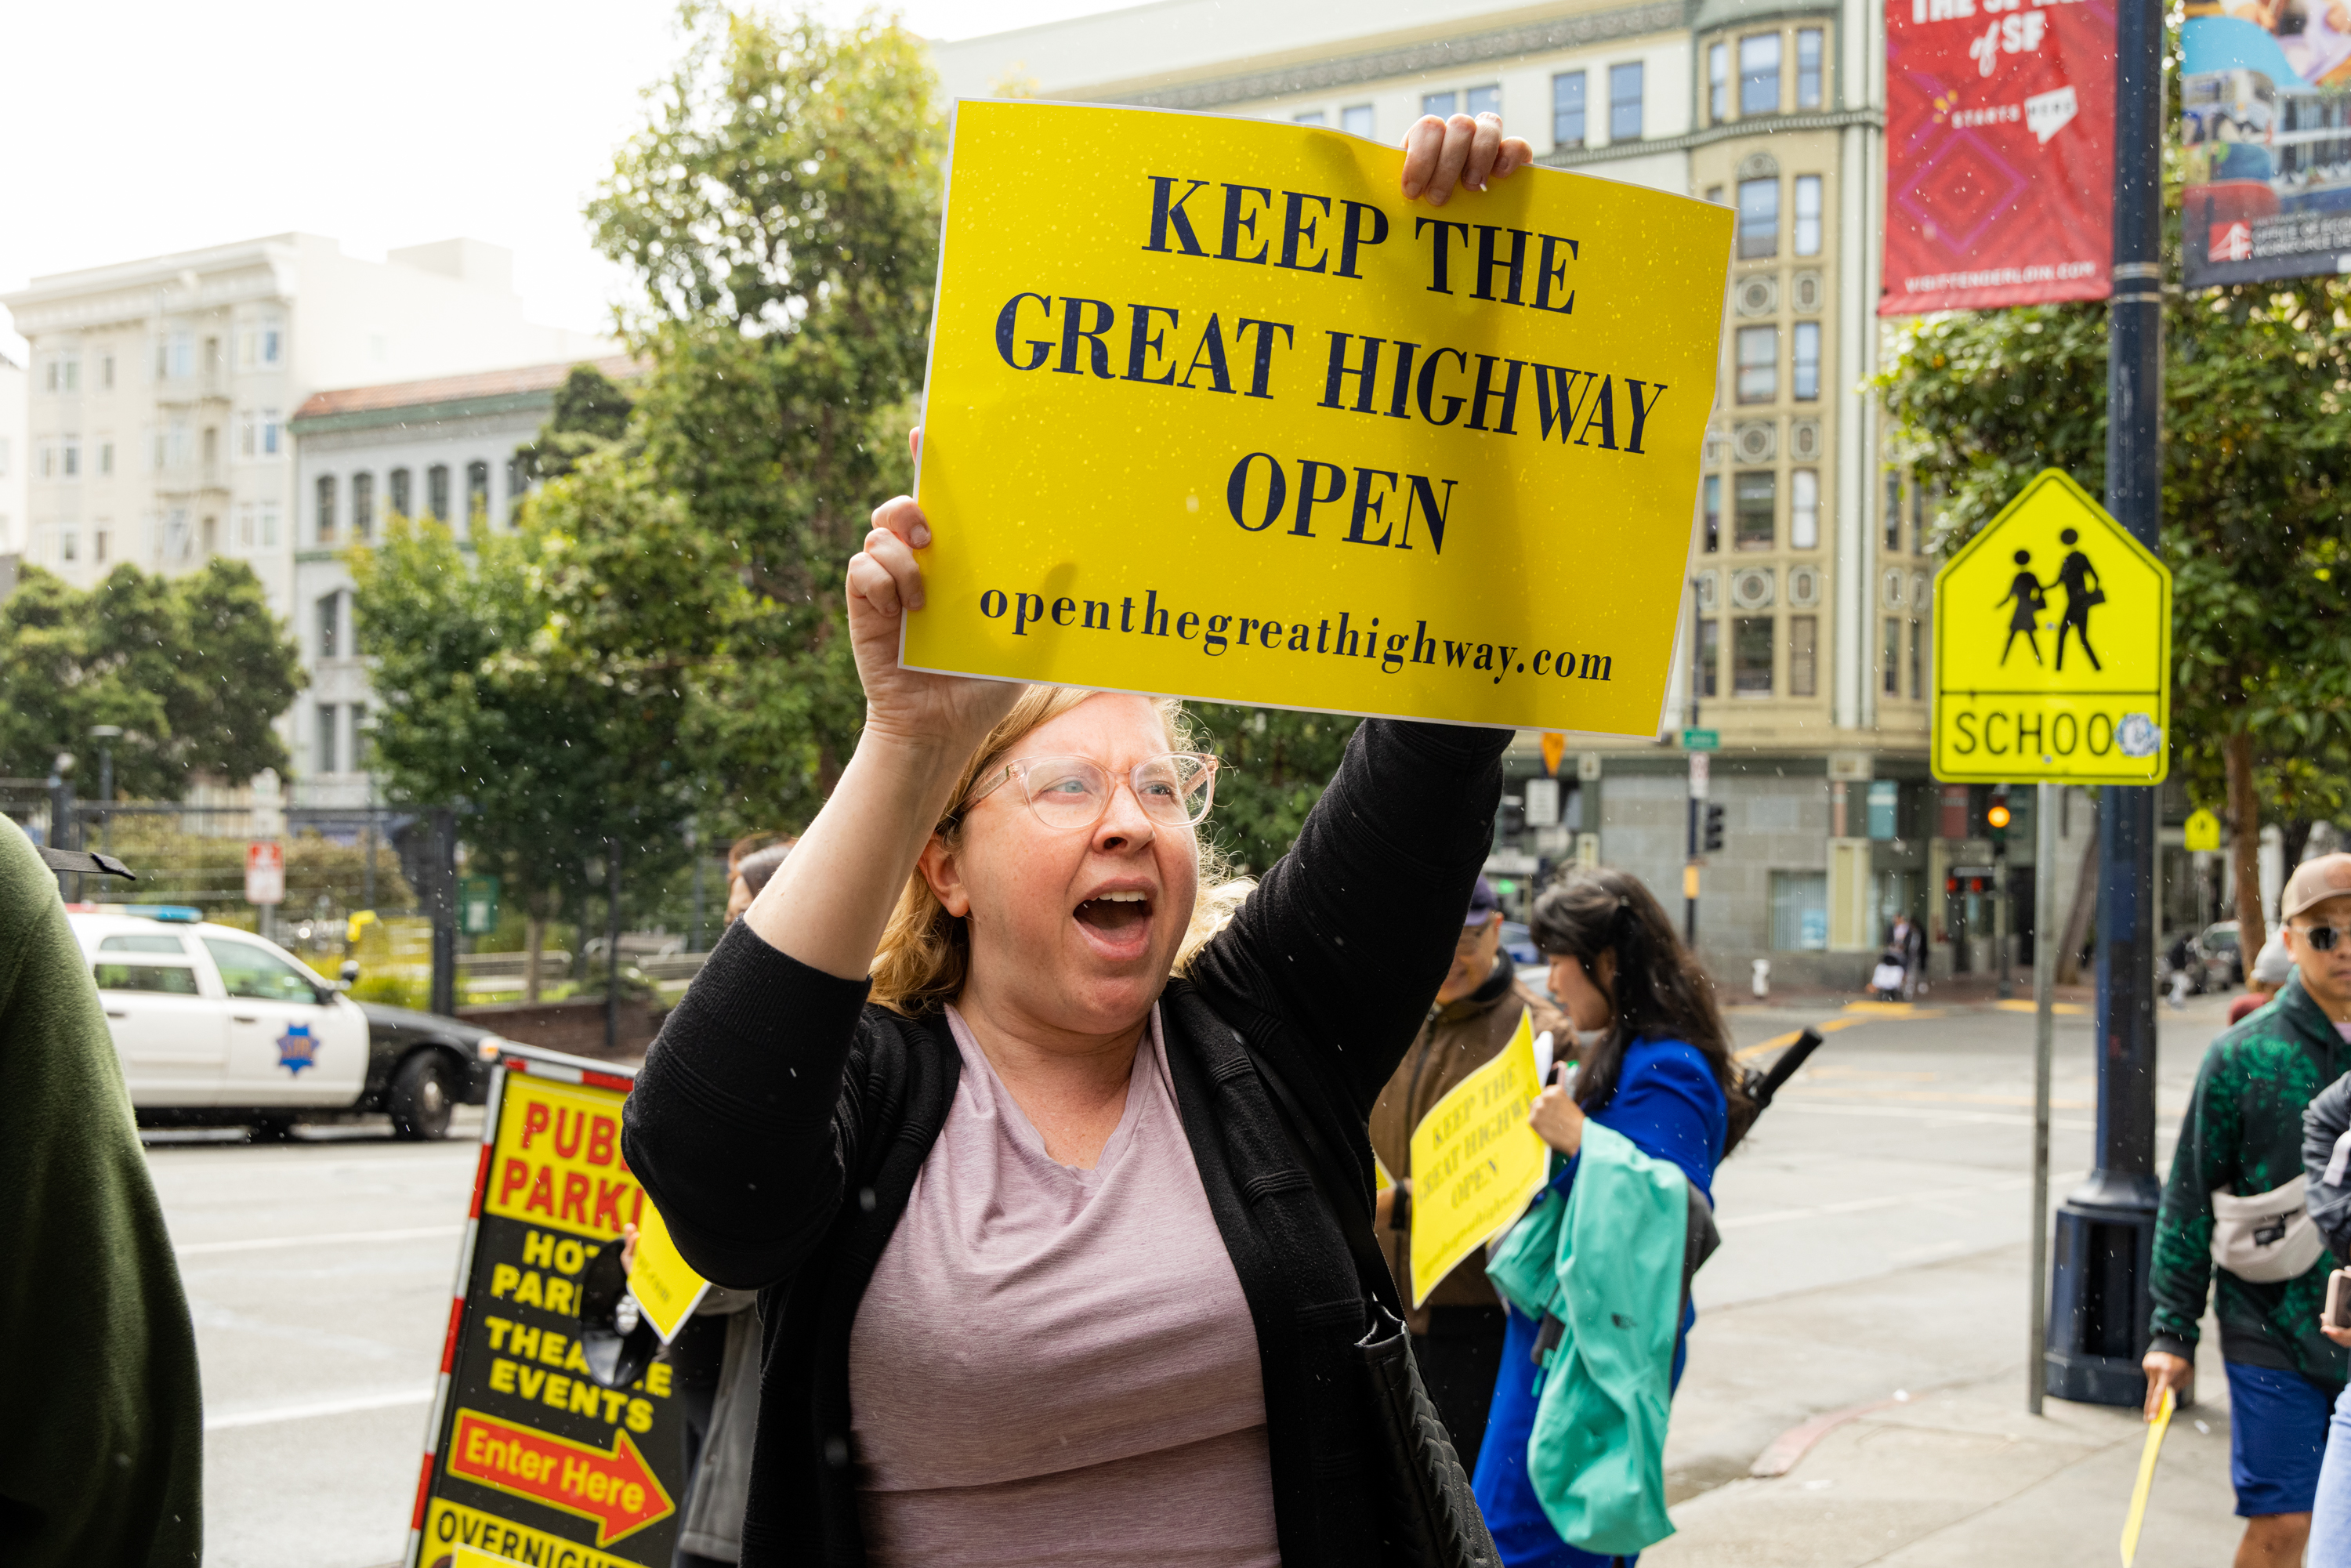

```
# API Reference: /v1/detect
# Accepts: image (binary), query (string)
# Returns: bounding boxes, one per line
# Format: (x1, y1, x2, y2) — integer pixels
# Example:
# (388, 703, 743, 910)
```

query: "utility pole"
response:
(604, 837, 625, 1056)
(1685, 584, 1704, 944)
(1991, 788, 2014, 1001)
(2045, 0, 2165, 1407)
(429, 808, 458, 1017)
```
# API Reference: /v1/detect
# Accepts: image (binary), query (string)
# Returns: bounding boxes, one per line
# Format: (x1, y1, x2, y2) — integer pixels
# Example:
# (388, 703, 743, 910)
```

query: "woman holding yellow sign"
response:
(1473, 867, 1747, 1566)
(625, 108, 1535, 1568)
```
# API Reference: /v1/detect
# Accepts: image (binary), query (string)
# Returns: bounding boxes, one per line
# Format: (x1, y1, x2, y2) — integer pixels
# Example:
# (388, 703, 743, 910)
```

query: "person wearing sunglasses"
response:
(2146, 853, 2351, 1568)
(621, 107, 1534, 1568)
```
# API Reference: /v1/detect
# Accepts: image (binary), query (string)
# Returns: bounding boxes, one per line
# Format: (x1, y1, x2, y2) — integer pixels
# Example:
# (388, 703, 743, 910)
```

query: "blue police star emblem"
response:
(276, 1023, 320, 1075)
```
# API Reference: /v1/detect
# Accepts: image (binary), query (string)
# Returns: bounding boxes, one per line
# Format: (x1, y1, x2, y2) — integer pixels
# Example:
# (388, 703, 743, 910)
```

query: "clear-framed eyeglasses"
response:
(958, 752, 1223, 831)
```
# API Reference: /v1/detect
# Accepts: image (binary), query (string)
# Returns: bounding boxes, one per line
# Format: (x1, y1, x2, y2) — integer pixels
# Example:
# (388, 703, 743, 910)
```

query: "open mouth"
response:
(1074, 890, 1154, 936)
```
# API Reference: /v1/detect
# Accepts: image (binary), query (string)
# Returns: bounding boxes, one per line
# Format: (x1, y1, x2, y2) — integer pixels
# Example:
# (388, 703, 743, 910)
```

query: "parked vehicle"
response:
(2193, 920, 2245, 990)
(67, 908, 509, 1139)
(1500, 919, 1541, 968)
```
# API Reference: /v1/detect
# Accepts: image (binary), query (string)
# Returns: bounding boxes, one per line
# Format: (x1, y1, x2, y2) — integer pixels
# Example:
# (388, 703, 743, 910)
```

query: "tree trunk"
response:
(2056, 791, 2101, 986)
(524, 914, 546, 1004)
(2228, 729, 2267, 961)
(2284, 817, 2316, 875)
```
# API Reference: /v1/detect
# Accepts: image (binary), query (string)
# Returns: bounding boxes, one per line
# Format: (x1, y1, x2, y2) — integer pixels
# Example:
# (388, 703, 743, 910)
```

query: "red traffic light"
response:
(1987, 804, 2012, 829)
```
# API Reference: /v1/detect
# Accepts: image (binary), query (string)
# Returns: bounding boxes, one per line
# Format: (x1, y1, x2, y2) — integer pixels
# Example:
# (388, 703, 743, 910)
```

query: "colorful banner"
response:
(905, 100, 1731, 734)
(1882, 0, 2116, 314)
(2182, 2, 2351, 286)
(409, 1059, 690, 1568)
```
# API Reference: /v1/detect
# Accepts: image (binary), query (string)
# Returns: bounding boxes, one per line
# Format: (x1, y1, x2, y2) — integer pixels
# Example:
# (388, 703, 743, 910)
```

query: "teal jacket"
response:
(1486, 1121, 1686, 1557)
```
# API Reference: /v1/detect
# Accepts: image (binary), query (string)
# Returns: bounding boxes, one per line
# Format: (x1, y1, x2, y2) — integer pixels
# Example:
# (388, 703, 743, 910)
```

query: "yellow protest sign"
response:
(2185, 808, 2221, 853)
(625, 1199, 709, 1346)
(905, 100, 1733, 732)
(1407, 1009, 1550, 1309)
(2120, 1385, 2175, 1566)
(1933, 470, 2172, 784)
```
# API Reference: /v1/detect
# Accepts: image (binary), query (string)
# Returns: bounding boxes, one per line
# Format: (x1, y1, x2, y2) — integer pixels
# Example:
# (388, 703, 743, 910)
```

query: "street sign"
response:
(1681, 728, 1719, 751)
(1688, 752, 1711, 798)
(245, 841, 284, 906)
(1932, 469, 2171, 784)
(2184, 808, 2221, 853)
(460, 875, 502, 936)
(408, 1051, 694, 1568)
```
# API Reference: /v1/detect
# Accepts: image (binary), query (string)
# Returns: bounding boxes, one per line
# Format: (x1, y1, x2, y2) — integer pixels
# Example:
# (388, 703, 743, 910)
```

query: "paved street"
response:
(155, 992, 2251, 1567)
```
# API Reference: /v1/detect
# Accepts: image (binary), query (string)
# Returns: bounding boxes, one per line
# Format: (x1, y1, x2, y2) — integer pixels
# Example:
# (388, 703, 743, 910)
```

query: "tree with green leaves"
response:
(589, 4, 944, 832)
(1186, 705, 1364, 875)
(1880, 273, 2351, 958)
(0, 559, 303, 797)
(514, 362, 637, 486)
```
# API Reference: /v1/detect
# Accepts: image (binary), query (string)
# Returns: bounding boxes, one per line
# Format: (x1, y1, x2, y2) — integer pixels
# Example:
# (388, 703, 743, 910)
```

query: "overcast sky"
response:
(0, 0, 1146, 360)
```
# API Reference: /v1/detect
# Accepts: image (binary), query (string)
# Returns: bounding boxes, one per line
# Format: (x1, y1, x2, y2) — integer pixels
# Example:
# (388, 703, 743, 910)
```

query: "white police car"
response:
(66, 907, 506, 1139)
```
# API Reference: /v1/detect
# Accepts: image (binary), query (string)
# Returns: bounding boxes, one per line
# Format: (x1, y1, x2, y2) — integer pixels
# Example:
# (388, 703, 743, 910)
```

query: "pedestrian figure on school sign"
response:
(2055, 528, 2104, 672)
(1998, 549, 2049, 666)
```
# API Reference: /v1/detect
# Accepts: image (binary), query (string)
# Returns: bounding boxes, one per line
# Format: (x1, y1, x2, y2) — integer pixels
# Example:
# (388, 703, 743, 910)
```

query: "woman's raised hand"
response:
(846, 427, 1020, 755)
(1400, 112, 1534, 206)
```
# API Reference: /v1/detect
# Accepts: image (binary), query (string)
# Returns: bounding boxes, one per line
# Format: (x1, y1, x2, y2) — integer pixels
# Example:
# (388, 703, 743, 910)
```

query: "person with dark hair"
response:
(1473, 865, 1748, 1567)
(724, 840, 794, 927)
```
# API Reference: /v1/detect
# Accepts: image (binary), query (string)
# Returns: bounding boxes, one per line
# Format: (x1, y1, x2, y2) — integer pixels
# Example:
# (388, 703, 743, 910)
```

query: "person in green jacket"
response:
(0, 822, 203, 1565)
(2146, 853, 2351, 1568)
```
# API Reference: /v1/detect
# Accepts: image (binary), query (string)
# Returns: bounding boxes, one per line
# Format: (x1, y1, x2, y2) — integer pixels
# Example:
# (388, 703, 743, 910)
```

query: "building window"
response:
(1737, 177, 1779, 258)
(1708, 42, 1729, 121)
(46, 353, 80, 393)
(261, 410, 281, 457)
(1703, 474, 1722, 552)
(260, 503, 278, 549)
(1293, 109, 1327, 125)
(100, 354, 114, 390)
(351, 703, 368, 766)
(505, 456, 530, 520)
(157, 332, 194, 381)
(1697, 618, 1720, 698)
(1733, 616, 1775, 696)
(60, 524, 78, 562)
(1609, 63, 1644, 140)
(316, 475, 336, 544)
(1740, 34, 1782, 116)
(1342, 104, 1375, 138)
(1885, 471, 1903, 552)
(1553, 71, 1588, 147)
(1790, 613, 1819, 697)
(1793, 321, 1821, 400)
(203, 426, 218, 471)
(1795, 174, 1824, 256)
(466, 460, 490, 526)
(352, 473, 374, 540)
(1465, 84, 1500, 118)
(61, 439, 79, 478)
(1771, 871, 1829, 950)
(99, 441, 113, 476)
(201, 513, 217, 557)
(427, 465, 450, 522)
(236, 504, 256, 551)
(1884, 617, 1902, 695)
(1914, 480, 1930, 552)
(1422, 90, 1457, 118)
(1735, 470, 1776, 549)
(1798, 27, 1825, 109)
(1736, 326, 1777, 403)
(389, 467, 411, 519)
(93, 526, 108, 564)
(1791, 468, 1820, 548)
(1706, 183, 1725, 205)
(317, 592, 339, 660)
(316, 704, 339, 776)
(165, 509, 190, 560)
(1909, 617, 1925, 698)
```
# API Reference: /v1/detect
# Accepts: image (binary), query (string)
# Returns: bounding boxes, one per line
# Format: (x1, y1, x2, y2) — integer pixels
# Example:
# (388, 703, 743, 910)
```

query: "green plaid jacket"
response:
(2148, 974, 2351, 1384)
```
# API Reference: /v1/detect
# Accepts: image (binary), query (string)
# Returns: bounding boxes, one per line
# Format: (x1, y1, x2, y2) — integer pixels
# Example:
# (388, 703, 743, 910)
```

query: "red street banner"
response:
(1882, 0, 2117, 315)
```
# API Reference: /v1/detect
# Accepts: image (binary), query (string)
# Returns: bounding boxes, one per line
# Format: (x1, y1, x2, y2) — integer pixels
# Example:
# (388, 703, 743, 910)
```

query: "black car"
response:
(355, 1001, 507, 1140)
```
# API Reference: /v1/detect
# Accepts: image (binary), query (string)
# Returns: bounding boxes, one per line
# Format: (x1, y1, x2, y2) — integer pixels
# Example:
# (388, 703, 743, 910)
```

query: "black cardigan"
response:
(621, 717, 1509, 1566)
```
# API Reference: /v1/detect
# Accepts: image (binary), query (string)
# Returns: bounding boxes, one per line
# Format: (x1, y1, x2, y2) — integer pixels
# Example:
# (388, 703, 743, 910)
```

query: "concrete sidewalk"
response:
(1647, 1241, 2243, 1566)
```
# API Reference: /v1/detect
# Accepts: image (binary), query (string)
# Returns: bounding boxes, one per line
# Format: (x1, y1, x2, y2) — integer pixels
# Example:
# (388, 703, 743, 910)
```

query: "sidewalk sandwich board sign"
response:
(1931, 469, 2171, 784)
(406, 1045, 707, 1568)
(904, 100, 1733, 735)
(245, 841, 284, 906)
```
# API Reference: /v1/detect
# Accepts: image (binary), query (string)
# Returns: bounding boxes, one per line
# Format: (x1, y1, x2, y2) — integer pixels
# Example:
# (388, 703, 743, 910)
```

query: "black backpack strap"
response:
(36, 846, 136, 880)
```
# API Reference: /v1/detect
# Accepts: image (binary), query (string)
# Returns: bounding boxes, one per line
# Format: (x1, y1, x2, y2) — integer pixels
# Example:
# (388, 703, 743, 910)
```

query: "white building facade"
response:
(1, 235, 615, 798)
(933, 0, 2093, 983)
(286, 357, 641, 806)
(0, 353, 24, 577)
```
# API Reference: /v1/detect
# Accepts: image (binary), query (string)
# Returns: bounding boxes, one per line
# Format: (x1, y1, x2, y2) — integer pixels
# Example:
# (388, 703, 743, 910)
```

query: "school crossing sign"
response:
(1933, 469, 2170, 784)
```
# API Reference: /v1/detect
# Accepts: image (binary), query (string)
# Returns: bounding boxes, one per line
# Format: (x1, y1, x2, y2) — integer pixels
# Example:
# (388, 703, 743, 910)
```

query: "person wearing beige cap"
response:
(2143, 852, 2351, 1568)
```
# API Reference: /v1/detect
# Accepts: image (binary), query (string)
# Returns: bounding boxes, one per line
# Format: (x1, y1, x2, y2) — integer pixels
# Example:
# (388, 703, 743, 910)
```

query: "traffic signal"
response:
(1987, 790, 2011, 856)
(1703, 802, 1726, 853)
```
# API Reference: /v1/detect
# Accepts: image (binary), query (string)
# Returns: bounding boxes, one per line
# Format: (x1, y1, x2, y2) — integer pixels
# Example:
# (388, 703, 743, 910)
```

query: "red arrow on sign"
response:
(446, 1407, 675, 1547)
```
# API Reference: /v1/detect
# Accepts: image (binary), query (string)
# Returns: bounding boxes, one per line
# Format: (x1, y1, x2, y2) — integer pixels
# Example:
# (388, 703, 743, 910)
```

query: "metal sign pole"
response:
(2030, 779, 2059, 1414)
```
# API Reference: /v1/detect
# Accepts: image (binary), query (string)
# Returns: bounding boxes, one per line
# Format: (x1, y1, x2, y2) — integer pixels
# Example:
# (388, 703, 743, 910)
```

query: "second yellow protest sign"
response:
(625, 1198, 709, 1345)
(1408, 1009, 1550, 1309)
(905, 100, 1733, 733)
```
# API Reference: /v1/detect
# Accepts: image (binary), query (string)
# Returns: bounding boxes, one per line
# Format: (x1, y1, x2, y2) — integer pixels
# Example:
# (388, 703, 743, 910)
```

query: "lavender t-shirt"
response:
(846, 1005, 1280, 1566)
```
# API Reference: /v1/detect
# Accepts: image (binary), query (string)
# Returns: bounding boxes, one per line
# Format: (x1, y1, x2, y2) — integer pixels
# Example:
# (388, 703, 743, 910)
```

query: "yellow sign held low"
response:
(625, 1200, 709, 1346)
(905, 100, 1733, 733)
(1933, 470, 2172, 784)
(2120, 1385, 2175, 1566)
(1407, 1009, 1550, 1309)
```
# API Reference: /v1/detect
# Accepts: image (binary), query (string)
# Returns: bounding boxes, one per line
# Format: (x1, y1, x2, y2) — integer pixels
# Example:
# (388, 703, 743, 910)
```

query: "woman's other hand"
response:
(1528, 1077, 1585, 1157)
(1400, 112, 1534, 206)
(619, 1222, 639, 1275)
(848, 426, 1020, 756)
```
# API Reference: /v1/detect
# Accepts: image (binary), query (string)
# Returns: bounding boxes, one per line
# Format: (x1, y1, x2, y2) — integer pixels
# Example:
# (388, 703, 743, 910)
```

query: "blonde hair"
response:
(868, 686, 1252, 1016)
